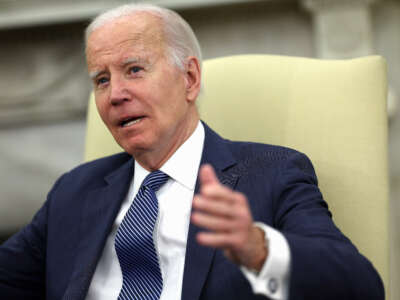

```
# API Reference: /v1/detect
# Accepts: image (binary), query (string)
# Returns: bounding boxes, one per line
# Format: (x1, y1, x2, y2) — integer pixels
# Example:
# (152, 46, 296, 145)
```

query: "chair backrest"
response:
(84, 54, 389, 296)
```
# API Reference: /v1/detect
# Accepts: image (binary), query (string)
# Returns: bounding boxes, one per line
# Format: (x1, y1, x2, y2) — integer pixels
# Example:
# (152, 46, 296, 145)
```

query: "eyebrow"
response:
(122, 57, 141, 65)
(122, 57, 150, 68)
(89, 70, 105, 80)
(89, 57, 149, 80)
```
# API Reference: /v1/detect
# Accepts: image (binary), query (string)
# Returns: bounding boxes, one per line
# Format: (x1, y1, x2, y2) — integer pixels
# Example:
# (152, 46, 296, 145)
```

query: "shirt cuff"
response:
(240, 222, 291, 300)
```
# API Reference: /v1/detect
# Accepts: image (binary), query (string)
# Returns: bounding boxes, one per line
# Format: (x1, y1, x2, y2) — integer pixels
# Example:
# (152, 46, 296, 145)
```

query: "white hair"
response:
(85, 3, 202, 71)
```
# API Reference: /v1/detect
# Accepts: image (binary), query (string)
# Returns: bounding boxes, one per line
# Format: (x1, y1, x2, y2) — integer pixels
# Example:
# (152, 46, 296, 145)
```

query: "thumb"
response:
(199, 164, 220, 186)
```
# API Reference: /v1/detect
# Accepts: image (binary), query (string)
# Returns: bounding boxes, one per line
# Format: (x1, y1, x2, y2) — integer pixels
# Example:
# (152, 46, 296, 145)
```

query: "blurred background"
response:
(0, 0, 399, 298)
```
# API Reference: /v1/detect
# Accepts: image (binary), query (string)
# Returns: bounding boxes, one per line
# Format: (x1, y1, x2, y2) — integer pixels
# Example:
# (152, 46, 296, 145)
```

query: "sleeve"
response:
(274, 151, 384, 300)
(0, 174, 65, 299)
(240, 223, 291, 300)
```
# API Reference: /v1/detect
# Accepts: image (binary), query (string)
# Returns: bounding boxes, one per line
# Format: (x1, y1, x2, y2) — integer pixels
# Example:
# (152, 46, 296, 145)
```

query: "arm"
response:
(0, 174, 65, 299)
(192, 164, 288, 299)
(0, 201, 48, 300)
(275, 152, 384, 300)
(191, 152, 384, 300)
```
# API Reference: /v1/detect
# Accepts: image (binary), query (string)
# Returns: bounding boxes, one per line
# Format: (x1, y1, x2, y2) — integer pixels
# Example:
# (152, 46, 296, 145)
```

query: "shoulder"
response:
(51, 152, 132, 192)
(69, 152, 132, 176)
(226, 139, 312, 168)
(203, 121, 308, 165)
(202, 122, 316, 175)
(220, 139, 318, 184)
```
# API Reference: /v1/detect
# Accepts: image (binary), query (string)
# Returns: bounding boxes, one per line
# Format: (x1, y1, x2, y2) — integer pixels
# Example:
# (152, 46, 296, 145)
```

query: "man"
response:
(0, 4, 384, 300)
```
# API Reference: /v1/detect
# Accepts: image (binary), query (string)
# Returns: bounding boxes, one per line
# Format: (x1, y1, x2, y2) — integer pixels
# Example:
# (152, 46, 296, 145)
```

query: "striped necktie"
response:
(115, 170, 169, 300)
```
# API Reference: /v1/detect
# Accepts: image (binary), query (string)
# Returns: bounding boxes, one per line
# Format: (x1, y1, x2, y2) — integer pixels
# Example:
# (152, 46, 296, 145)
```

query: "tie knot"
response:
(142, 170, 169, 192)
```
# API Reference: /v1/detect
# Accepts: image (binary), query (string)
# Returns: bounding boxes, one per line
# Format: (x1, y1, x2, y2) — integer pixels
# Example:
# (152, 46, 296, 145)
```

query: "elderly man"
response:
(0, 4, 384, 300)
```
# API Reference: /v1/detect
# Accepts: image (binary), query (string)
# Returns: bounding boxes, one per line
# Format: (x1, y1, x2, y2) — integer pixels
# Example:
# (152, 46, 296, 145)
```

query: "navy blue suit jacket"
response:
(0, 123, 384, 299)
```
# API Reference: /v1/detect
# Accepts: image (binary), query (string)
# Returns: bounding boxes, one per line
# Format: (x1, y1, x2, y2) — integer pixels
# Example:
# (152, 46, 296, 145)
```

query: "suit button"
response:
(268, 278, 278, 294)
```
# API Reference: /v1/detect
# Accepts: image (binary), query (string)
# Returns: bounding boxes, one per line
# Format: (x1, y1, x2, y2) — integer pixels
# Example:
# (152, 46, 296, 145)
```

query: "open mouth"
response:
(120, 116, 144, 128)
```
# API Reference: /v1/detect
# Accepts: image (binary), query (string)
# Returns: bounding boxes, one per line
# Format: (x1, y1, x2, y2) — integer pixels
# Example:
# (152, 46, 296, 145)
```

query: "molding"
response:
(302, 0, 397, 118)
(302, 0, 378, 12)
(0, 0, 276, 30)
(301, 0, 377, 59)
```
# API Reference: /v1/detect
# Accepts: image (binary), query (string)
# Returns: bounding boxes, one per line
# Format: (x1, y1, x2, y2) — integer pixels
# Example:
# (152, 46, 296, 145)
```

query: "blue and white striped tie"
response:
(115, 170, 168, 300)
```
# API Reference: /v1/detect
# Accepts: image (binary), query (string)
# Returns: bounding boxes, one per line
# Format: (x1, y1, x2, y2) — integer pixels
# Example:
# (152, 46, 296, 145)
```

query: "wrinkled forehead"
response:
(86, 12, 166, 59)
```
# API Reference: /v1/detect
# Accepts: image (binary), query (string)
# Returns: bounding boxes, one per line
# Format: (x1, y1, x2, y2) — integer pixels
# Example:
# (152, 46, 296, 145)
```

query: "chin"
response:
(120, 140, 150, 157)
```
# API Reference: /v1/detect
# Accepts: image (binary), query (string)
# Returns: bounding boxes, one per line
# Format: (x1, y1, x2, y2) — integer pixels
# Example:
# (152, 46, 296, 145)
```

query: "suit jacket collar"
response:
(181, 122, 239, 300)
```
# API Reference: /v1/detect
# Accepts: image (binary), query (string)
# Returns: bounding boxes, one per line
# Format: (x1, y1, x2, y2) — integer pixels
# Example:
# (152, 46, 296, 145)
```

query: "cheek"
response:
(95, 100, 104, 118)
(156, 82, 186, 114)
(95, 99, 111, 126)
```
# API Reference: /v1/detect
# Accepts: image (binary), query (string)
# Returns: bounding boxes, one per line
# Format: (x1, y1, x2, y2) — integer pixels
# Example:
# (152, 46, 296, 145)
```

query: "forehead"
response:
(86, 13, 165, 66)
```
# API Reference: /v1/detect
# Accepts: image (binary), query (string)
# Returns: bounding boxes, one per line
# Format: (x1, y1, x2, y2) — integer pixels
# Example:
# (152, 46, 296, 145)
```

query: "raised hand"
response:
(191, 164, 268, 271)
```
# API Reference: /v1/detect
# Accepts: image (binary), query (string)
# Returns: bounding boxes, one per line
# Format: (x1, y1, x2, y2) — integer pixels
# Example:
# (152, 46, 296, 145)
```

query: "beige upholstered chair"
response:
(85, 54, 389, 297)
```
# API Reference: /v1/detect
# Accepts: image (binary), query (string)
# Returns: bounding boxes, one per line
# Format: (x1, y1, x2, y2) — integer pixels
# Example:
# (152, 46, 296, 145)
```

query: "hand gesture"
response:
(191, 164, 268, 271)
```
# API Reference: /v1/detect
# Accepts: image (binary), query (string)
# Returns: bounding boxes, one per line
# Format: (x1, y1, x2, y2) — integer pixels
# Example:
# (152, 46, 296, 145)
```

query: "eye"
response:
(95, 77, 109, 87)
(129, 66, 143, 74)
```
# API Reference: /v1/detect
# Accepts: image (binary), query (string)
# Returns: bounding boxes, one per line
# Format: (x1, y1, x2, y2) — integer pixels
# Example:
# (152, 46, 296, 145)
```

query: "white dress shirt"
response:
(86, 121, 290, 300)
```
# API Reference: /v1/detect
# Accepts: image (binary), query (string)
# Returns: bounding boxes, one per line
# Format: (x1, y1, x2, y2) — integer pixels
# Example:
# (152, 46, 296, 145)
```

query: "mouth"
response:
(119, 116, 144, 128)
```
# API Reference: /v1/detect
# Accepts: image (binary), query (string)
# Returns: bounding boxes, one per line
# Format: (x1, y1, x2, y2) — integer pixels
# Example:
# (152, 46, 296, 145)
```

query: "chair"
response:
(85, 54, 389, 297)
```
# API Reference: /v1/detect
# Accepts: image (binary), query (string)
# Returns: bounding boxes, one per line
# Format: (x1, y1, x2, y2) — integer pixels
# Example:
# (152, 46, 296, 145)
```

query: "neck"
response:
(135, 113, 200, 171)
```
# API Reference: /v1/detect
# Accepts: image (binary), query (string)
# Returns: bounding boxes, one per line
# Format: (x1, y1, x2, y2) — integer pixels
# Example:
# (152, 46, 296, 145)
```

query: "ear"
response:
(184, 56, 201, 103)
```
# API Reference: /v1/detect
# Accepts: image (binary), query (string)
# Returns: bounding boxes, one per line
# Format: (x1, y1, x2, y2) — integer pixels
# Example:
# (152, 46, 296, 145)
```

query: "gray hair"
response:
(85, 4, 202, 71)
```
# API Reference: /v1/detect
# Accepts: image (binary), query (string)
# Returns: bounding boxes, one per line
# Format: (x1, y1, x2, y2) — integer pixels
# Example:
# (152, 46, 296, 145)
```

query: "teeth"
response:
(123, 118, 142, 127)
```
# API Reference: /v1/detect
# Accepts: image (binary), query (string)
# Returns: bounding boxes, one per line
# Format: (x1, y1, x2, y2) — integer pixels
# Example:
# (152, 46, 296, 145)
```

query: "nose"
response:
(109, 76, 131, 106)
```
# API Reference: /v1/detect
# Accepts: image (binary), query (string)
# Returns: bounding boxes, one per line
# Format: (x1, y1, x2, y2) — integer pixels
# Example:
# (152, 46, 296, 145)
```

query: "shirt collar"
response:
(161, 121, 205, 190)
(133, 121, 205, 190)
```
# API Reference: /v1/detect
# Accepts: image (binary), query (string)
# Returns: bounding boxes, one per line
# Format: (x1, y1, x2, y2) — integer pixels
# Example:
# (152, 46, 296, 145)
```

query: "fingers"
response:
(191, 195, 234, 233)
(195, 227, 251, 252)
(191, 208, 233, 231)
(196, 231, 238, 249)
(191, 201, 251, 238)
(192, 195, 234, 218)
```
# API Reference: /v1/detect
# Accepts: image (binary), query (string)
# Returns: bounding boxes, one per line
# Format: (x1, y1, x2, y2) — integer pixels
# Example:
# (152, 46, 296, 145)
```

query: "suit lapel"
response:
(181, 123, 239, 300)
(62, 157, 134, 300)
